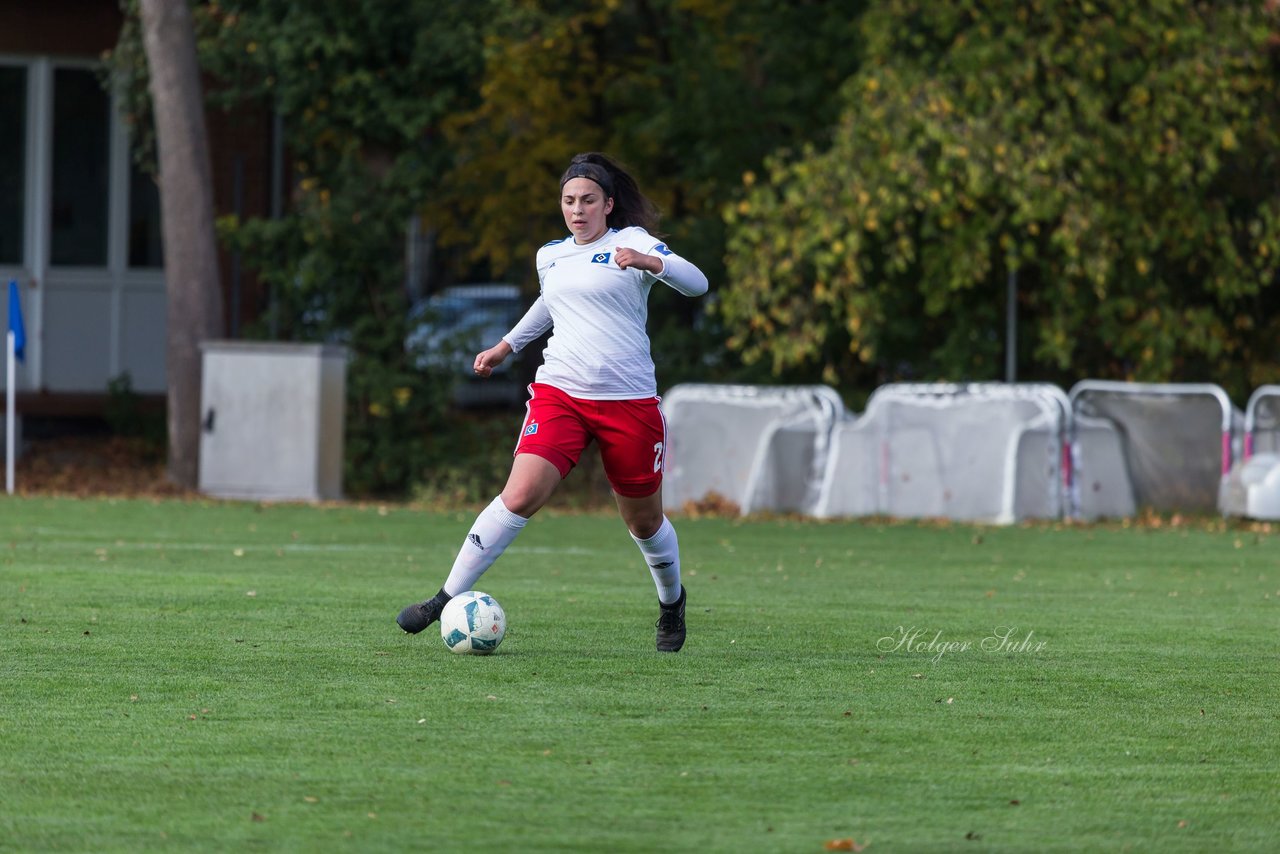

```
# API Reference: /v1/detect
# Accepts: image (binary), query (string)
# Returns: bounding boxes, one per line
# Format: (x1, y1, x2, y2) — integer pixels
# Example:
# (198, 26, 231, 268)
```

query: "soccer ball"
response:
(439, 591, 506, 655)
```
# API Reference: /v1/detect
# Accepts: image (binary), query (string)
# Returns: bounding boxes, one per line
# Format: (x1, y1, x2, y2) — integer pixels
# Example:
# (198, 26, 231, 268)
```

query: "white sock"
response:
(631, 516, 682, 605)
(442, 496, 528, 596)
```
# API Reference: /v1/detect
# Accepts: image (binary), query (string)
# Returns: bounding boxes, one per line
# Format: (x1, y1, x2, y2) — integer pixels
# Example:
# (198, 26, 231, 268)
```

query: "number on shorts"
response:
(653, 441, 665, 473)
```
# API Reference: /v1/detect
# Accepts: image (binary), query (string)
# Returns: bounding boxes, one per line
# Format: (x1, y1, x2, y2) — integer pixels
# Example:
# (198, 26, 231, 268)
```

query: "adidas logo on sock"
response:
(649, 560, 673, 569)
(469, 533, 486, 551)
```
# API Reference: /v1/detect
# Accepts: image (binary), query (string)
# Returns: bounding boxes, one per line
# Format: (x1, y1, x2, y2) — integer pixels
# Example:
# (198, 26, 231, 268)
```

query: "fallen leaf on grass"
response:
(824, 839, 866, 852)
(251, 812, 265, 822)
(303, 796, 319, 804)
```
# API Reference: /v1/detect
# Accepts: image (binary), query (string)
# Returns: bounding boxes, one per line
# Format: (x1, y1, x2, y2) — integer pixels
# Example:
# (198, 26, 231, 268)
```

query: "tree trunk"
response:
(138, 0, 224, 488)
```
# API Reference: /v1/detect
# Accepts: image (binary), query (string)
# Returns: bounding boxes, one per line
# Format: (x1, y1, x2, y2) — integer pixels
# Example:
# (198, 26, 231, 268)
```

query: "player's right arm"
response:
(477, 243, 562, 378)
(476, 291, 553, 378)
(501, 295, 551, 354)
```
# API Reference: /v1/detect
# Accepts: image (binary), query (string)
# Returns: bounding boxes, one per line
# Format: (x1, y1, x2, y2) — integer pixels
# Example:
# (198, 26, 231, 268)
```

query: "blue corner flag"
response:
(8, 280, 24, 363)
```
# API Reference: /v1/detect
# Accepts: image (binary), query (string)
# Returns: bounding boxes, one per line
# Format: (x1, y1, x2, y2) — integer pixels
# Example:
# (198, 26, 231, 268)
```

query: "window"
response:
(128, 161, 163, 268)
(50, 67, 110, 266)
(0, 65, 25, 264)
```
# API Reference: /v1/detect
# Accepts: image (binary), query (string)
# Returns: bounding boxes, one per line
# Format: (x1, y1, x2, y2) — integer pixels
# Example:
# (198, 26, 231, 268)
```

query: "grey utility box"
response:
(199, 341, 348, 502)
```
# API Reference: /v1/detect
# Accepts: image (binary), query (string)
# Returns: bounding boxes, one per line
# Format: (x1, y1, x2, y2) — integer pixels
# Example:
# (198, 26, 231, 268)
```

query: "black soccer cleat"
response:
(396, 588, 452, 634)
(655, 586, 687, 652)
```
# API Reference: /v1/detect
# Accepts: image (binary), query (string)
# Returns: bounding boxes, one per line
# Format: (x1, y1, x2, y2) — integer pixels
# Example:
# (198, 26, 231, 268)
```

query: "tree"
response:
(427, 0, 866, 277)
(420, 0, 865, 386)
(414, 0, 865, 391)
(138, 0, 224, 488)
(721, 0, 1280, 400)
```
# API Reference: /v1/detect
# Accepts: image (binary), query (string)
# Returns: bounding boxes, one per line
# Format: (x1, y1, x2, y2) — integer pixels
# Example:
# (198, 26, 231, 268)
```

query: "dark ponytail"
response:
(560, 152, 661, 234)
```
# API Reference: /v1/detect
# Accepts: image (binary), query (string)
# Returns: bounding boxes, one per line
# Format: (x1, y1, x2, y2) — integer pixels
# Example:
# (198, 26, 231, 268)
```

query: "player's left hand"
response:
(614, 247, 662, 274)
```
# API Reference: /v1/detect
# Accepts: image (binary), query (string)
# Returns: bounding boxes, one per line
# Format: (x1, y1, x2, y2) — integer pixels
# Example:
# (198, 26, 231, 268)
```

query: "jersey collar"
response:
(571, 227, 618, 248)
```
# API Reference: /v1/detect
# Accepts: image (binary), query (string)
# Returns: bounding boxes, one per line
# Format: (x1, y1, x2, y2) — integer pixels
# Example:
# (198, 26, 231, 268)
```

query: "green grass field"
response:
(2, 496, 1277, 852)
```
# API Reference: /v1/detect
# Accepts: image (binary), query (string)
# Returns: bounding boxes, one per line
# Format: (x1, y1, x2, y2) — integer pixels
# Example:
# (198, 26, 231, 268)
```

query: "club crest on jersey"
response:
(653, 243, 673, 255)
(591, 252, 611, 264)
(524, 421, 539, 435)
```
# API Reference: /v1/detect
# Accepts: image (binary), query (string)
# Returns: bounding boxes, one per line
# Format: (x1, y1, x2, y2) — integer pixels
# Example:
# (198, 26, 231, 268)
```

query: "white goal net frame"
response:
(813, 382, 1073, 524)
(1068, 380, 1235, 514)
(1244, 385, 1280, 460)
(660, 383, 846, 516)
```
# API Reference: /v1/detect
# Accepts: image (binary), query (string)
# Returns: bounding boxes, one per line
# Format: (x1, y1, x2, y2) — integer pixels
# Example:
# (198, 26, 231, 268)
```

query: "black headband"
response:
(560, 163, 615, 198)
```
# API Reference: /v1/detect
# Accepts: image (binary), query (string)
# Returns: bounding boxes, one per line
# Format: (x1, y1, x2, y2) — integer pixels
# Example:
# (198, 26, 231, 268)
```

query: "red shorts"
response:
(514, 383, 667, 498)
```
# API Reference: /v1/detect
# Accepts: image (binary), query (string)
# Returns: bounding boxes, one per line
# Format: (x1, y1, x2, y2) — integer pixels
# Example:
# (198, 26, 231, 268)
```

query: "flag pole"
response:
(5, 329, 14, 495)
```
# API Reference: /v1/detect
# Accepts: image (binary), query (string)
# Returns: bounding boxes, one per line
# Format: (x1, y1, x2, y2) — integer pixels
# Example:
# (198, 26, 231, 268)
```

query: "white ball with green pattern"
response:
(439, 591, 506, 654)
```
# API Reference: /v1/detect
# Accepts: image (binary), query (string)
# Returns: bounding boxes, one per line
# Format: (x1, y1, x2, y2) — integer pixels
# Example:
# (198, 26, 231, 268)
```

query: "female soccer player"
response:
(396, 152, 709, 652)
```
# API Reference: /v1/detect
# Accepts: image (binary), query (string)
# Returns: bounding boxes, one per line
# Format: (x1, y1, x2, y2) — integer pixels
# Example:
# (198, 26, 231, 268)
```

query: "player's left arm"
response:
(614, 239, 708, 297)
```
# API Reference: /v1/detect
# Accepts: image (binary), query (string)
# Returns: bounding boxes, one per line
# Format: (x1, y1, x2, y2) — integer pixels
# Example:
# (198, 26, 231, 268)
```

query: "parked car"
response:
(406, 284, 526, 407)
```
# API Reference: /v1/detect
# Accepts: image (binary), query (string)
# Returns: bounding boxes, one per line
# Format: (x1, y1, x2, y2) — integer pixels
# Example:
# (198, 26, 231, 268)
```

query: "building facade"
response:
(1, 0, 273, 412)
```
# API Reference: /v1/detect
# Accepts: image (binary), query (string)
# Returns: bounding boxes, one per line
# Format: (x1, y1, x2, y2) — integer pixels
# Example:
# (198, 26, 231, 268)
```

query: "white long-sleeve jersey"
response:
(501, 226, 708, 400)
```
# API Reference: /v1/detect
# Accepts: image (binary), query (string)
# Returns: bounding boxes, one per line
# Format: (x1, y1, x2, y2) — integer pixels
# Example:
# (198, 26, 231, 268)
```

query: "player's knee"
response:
(499, 488, 542, 517)
(625, 511, 664, 540)
(630, 520, 662, 540)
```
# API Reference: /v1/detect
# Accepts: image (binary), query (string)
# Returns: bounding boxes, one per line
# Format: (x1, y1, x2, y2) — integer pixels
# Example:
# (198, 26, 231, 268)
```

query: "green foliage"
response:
(422, 0, 865, 363)
(194, 0, 489, 180)
(722, 0, 1280, 398)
